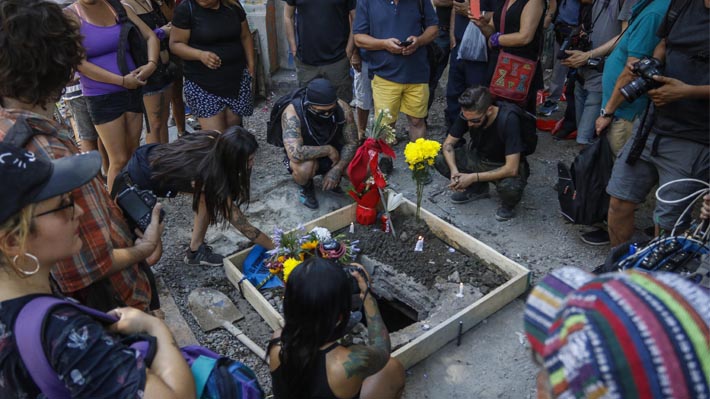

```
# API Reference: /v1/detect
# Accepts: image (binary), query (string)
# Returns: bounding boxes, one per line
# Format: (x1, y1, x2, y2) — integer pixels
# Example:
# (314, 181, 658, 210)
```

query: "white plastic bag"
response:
(457, 22, 488, 62)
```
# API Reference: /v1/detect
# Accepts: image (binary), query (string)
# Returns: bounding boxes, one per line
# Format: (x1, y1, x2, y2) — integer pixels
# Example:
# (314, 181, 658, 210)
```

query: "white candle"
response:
(456, 282, 464, 298)
(349, 222, 355, 234)
(414, 236, 424, 252)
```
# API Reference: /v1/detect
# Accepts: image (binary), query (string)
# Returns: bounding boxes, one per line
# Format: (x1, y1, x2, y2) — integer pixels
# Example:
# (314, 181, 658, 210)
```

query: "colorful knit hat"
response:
(524, 267, 710, 399)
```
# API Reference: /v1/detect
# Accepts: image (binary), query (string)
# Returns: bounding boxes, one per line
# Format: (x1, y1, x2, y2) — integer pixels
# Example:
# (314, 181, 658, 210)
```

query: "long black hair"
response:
(150, 126, 258, 225)
(278, 257, 352, 397)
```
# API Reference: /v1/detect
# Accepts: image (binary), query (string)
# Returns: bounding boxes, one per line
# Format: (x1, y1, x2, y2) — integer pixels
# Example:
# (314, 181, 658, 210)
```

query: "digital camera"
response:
(345, 265, 369, 310)
(116, 186, 164, 232)
(620, 57, 663, 102)
(557, 28, 592, 60)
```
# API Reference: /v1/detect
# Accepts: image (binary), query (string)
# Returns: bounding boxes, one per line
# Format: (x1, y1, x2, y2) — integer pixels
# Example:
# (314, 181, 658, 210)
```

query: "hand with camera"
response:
(561, 49, 591, 69)
(348, 263, 371, 302)
(647, 76, 695, 107)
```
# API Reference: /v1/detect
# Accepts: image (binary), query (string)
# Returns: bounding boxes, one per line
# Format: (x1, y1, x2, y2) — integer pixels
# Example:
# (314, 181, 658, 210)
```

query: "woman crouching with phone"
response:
(268, 257, 405, 399)
(0, 145, 193, 398)
(114, 125, 273, 266)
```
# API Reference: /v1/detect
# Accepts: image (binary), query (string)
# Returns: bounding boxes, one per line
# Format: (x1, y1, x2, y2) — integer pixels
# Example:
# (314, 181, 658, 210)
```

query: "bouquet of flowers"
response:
(404, 138, 441, 220)
(347, 110, 396, 225)
(256, 226, 360, 288)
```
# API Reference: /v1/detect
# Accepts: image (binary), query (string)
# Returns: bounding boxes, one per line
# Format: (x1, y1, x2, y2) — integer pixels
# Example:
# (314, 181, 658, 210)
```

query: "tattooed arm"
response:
(282, 104, 339, 163)
(228, 205, 274, 250)
(323, 101, 359, 190)
(442, 134, 461, 189)
(341, 264, 391, 381)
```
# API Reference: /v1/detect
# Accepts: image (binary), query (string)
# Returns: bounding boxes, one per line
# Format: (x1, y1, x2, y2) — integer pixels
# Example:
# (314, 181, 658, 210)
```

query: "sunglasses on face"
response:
(308, 106, 336, 118)
(34, 194, 75, 219)
(459, 111, 485, 124)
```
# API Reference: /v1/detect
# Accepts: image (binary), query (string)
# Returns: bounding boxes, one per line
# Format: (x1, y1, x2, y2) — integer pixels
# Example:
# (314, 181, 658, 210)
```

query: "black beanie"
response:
(305, 78, 337, 106)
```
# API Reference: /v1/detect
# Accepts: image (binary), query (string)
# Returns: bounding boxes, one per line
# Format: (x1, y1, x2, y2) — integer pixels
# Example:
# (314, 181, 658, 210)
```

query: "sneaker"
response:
(298, 180, 319, 209)
(538, 100, 559, 117)
(184, 243, 224, 266)
(495, 206, 516, 221)
(451, 186, 490, 204)
(580, 228, 610, 246)
(378, 157, 394, 175)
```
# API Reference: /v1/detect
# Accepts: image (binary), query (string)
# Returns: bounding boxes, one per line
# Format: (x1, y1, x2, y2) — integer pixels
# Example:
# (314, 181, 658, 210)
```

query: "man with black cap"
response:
(282, 78, 358, 209)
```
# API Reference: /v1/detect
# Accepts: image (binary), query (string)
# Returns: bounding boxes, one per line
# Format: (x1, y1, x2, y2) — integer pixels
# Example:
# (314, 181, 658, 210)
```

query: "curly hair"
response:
(0, 206, 35, 274)
(0, 0, 85, 106)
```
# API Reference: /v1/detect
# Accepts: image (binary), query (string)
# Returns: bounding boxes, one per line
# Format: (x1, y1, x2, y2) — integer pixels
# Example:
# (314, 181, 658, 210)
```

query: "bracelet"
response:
(489, 32, 502, 48)
(148, 60, 158, 67)
(153, 28, 166, 41)
(476, 173, 480, 183)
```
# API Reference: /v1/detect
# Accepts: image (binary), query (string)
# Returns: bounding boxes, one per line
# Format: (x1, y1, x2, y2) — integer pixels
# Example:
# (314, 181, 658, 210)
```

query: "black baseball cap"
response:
(0, 143, 101, 224)
(305, 78, 337, 106)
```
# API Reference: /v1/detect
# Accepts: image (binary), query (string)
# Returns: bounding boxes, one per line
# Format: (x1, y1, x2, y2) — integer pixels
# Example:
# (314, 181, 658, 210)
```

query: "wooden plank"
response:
(392, 273, 529, 368)
(156, 277, 199, 347)
(224, 251, 285, 331)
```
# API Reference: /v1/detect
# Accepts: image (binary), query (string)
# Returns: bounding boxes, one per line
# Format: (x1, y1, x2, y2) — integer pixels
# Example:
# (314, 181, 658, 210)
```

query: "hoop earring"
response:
(12, 253, 41, 276)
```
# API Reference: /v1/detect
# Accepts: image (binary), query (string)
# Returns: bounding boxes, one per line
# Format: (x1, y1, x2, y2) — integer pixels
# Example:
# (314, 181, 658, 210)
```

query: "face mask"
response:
(307, 105, 336, 119)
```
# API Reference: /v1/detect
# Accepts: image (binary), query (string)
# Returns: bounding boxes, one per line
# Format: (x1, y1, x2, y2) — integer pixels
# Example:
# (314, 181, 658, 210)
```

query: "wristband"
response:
(153, 28, 166, 41)
(489, 32, 502, 48)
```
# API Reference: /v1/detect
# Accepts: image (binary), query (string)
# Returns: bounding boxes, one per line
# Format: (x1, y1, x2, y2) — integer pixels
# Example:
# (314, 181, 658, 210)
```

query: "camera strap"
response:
(587, 0, 611, 31)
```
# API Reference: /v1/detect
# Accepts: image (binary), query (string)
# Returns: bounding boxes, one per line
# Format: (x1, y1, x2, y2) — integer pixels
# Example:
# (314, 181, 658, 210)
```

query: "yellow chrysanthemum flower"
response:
(282, 257, 303, 282)
(301, 240, 318, 250)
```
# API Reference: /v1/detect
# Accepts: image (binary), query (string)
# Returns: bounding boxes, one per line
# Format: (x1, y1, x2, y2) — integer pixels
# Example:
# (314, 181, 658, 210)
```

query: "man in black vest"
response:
(435, 87, 530, 221)
(282, 78, 358, 209)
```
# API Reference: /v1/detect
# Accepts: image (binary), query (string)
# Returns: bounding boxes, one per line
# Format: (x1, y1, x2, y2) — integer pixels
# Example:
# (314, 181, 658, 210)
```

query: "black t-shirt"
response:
(491, 0, 544, 60)
(172, 0, 247, 97)
(286, 0, 355, 66)
(437, 5, 452, 30)
(450, 104, 525, 163)
(0, 295, 147, 398)
(652, 0, 709, 145)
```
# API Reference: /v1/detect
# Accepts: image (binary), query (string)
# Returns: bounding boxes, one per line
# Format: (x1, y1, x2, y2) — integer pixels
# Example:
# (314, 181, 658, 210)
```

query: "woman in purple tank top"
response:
(66, 0, 160, 192)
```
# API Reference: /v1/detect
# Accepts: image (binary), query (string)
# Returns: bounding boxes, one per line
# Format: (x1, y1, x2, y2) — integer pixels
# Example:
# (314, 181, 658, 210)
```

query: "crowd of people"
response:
(0, 0, 707, 397)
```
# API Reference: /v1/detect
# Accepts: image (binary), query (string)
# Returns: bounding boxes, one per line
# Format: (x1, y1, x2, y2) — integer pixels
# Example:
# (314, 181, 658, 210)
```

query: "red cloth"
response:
(347, 138, 395, 193)
(349, 188, 380, 225)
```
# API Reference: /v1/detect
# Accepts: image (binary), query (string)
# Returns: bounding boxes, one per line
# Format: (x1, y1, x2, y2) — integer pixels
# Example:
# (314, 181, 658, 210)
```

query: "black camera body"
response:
(557, 29, 592, 60)
(586, 57, 605, 72)
(345, 266, 369, 310)
(116, 186, 164, 232)
(620, 57, 664, 102)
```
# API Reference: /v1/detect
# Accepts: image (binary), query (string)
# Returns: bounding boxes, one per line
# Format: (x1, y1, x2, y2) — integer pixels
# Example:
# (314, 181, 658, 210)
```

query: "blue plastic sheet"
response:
(242, 245, 284, 290)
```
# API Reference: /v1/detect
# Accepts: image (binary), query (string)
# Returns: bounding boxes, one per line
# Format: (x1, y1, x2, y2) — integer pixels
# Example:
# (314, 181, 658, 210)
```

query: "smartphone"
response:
(399, 40, 413, 47)
(470, 0, 481, 18)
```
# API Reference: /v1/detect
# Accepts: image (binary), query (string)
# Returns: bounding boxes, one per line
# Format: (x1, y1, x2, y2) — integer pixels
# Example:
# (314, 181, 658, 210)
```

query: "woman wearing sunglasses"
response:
(0, 144, 193, 398)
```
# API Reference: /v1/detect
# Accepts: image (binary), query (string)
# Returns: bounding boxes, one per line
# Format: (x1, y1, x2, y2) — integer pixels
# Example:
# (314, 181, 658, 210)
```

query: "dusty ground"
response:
(154, 70, 655, 398)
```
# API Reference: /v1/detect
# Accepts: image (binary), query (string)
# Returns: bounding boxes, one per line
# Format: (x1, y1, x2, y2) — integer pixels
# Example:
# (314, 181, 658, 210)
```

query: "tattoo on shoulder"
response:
(342, 346, 389, 380)
(282, 112, 302, 140)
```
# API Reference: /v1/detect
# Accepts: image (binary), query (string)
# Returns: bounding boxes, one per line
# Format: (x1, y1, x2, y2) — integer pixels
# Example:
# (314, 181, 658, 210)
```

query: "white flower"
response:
(310, 226, 332, 241)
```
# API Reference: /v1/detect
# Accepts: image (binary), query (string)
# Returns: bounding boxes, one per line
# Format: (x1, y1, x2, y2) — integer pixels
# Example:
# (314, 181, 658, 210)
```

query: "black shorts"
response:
(85, 90, 143, 125)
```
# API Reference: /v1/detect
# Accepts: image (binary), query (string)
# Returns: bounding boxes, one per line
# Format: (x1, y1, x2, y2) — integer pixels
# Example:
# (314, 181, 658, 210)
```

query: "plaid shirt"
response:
(0, 107, 151, 310)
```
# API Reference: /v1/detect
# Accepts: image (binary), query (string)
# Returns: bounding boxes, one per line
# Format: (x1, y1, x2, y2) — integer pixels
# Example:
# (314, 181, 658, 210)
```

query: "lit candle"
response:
(349, 222, 355, 234)
(456, 282, 464, 298)
(414, 236, 424, 252)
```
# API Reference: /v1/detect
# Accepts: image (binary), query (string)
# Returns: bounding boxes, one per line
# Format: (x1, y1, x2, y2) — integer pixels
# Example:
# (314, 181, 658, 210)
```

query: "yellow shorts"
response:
(371, 75, 429, 122)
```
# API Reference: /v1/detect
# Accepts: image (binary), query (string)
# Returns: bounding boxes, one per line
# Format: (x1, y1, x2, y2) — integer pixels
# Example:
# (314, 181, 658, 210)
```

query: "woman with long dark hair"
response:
(116, 125, 272, 266)
(268, 258, 405, 399)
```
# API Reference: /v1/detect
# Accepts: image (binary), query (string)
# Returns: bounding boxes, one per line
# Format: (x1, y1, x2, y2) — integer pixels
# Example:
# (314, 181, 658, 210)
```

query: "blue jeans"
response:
(574, 86, 602, 145)
(445, 44, 488, 128)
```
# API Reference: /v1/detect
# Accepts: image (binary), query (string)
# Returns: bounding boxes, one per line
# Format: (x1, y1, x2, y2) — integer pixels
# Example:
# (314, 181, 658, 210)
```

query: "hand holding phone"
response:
(399, 40, 413, 47)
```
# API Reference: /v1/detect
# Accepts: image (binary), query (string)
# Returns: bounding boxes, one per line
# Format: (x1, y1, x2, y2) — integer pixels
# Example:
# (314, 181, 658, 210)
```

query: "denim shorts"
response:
(66, 96, 99, 141)
(85, 90, 143, 125)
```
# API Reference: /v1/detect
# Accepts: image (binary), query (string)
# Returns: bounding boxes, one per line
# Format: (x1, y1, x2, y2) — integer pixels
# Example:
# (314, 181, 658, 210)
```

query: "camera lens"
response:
(620, 77, 650, 102)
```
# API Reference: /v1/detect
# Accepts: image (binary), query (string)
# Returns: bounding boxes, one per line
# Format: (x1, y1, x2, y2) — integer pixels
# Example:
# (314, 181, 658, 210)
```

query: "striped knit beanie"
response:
(524, 267, 710, 399)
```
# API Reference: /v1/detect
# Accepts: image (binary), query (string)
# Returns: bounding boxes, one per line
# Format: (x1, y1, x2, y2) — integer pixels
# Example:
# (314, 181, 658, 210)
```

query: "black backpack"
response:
(557, 135, 615, 225)
(105, 0, 148, 75)
(496, 101, 537, 156)
(266, 87, 306, 147)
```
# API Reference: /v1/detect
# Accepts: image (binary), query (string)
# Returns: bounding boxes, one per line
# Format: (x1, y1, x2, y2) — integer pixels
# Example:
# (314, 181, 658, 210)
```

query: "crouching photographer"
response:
(606, 0, 710, 247)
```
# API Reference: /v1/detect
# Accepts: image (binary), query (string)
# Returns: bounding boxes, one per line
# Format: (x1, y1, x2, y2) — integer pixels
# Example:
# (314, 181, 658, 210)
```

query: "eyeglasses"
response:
(34, 194, 75, 219)
(308, 106, 336, 118)
(459, 111, 484, 124)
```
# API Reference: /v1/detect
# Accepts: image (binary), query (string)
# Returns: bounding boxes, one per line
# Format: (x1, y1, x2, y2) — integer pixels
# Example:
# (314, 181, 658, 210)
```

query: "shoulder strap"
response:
(14, 296, 118, 399)
(499, 0, 511, 34)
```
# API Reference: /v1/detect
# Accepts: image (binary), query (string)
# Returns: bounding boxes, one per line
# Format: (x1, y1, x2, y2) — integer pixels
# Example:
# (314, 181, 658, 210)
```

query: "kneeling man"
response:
(282, 78, 358, 209)
(435, 87, 530, 221)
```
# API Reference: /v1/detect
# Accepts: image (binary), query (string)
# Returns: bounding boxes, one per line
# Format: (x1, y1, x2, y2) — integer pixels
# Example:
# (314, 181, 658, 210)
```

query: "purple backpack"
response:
(14, 296, 264, 399)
